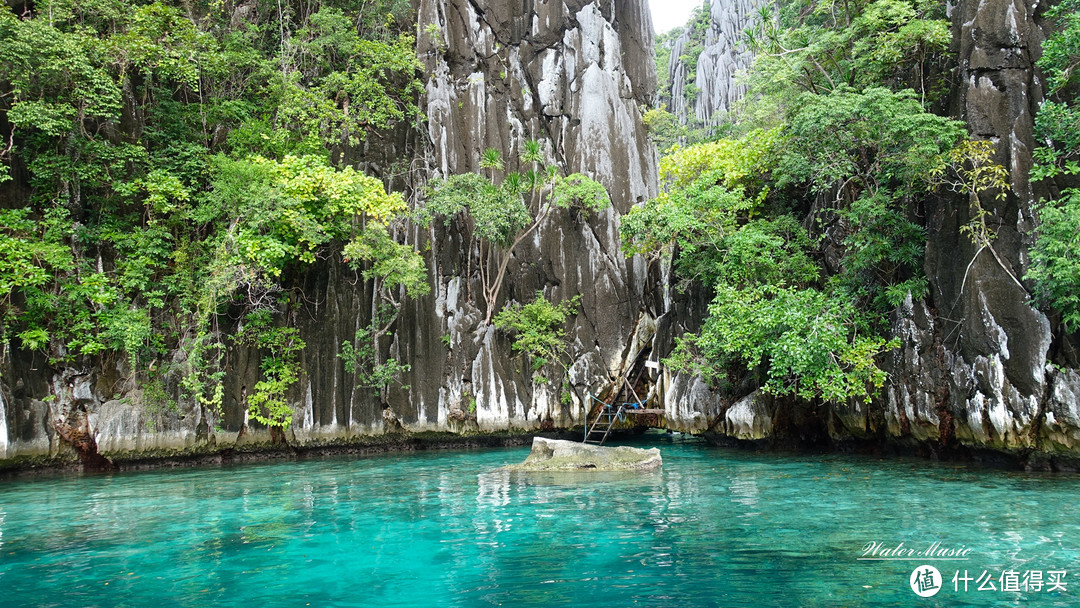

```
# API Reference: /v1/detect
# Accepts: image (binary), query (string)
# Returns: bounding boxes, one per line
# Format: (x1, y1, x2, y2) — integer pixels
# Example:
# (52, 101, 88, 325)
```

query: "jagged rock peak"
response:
(417, 0, 658, 209)
(666, 0, 765, 124)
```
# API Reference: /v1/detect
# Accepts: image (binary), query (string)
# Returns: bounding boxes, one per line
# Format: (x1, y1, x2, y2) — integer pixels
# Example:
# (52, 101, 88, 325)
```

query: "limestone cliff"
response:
(4, 0, 1079, 472)
(0, 0, 659, 467)
(657, 0, 1080, 468)
(873, 0, 1080, 466)
(398, 0, 658, 434)
(665, 0, 763, 124)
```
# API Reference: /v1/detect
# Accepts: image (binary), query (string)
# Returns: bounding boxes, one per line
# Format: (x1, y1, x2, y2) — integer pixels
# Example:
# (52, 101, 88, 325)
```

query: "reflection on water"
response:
(476, 469, 511, 509)
(729, 472, 761, 519)
(0, 438, 1078, 607)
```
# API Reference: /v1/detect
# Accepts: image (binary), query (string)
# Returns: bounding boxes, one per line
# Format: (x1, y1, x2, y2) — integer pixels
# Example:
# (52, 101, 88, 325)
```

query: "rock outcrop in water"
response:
(503, 436, 662, 471)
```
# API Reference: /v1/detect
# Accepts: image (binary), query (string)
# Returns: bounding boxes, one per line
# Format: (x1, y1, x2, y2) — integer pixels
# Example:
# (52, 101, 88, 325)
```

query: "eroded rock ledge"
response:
(503, 436, 662, 471)
(0, 431, 543, 478)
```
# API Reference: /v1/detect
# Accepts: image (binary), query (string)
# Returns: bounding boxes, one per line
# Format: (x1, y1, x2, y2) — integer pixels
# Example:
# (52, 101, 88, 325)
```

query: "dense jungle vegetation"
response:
(629, 0, 1079, 404)
(0, 0, 614, 434)
(1030, 0, 1080, 332)
(1, 0, 1076, 436)
(0, 0, 428, 430)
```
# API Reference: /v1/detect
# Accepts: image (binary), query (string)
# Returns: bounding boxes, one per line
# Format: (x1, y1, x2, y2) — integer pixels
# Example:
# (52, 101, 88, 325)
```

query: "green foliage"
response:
(522, 139, 543, 163)
(421, 173, 531, 246)
(0, 208, 72, 309)
(560, 382, 573, 407)
(549, 174, 612, 213)
(1037, 0, 1080, 96)
(834, 192, 927, 308)
(109, 2, 211, 88)
(668, 285, 893, 402)
(339, 324, 410, 389)
(494, 292, 580, 369)
(420, 143, 610, 324)
(178, 330, 226, 416)
(203, 153, 409, 276)
(641, 105, 679, 150)
(718, 218, 821, 289)
(658, 128, 781, 192)
(931, 140, 1011, 248)
(281, 9, 423, 150)
(1027, 0, 1080, 331)
(779, 87, 964, 195)
(0, 7, 122, 139)
(236, 309, 305, 429)
(1032, 102, 1080, 182)
(1028, 189, 1080, 331)
(622, 129, 782, 290)
(633, 175, 892, 402)
(101, 306, 155, 369)
(480, 148, 504, 179)
(633, 0, 977, 404)
(423, 23, 445, 52)
(17, 327, 50, 351)
(778, 87, 963, 312)
(640, 104, 716, 151)
(343, 224, 429, 299)
(744, 0, 951, 104)
(1032, 186, 1080, 320)
(0, 0, 428, 431)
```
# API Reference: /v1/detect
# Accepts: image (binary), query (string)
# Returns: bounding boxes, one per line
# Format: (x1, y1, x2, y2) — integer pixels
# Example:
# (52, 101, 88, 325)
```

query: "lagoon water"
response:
(1, 434, 1077, 607)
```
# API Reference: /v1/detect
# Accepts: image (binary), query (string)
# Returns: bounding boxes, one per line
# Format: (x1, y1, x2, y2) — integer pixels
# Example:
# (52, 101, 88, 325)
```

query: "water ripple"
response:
(0, 442, 1078, 606)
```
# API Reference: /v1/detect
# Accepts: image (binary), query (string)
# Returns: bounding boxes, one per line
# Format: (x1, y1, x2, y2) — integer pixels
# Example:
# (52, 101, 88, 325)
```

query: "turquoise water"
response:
(1, 435, 1078, 607)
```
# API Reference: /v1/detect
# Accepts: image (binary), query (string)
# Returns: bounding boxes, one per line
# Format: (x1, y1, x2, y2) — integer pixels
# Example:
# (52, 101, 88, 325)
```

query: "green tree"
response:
(340, 221, 428, 400)
(743, 0, 951, 105)
(1027, 0, 1080, 332)
(0, 0, 427, 437)
(625, 0, 980, 405)
(668, 285, 894, 402)
(235, 309, 305, 440)
(494, 291, 585, 414)
(420, 141, 611, 324)
(494, 292, 580, 371)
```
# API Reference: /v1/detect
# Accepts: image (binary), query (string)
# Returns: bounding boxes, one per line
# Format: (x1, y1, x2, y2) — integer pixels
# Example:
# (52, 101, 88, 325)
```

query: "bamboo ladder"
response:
(583, 375, 644, 446)
(583, 403, 624, 445)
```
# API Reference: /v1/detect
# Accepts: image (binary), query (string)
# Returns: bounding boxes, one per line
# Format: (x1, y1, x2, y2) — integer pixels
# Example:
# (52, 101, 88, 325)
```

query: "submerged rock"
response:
(504, 437, 661, 472)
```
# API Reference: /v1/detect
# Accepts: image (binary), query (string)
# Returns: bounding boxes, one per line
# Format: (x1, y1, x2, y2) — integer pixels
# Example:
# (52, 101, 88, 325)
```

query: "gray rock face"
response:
(390, 0, 659, 436)
(666, 0, 764, 124)
(0, 0, 660, 466)
(4, 0, 1077, 469)
(659, 0, 1080, 467)
(864, 0, 1060, 461)
(0, 386, 9, 460)
(504, 436, 662, 470)
(418, 0, 657, 205)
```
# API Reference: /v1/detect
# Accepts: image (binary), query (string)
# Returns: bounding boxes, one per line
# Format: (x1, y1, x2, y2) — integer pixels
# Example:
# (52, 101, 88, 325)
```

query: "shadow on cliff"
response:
(54, 405, 114, 471)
